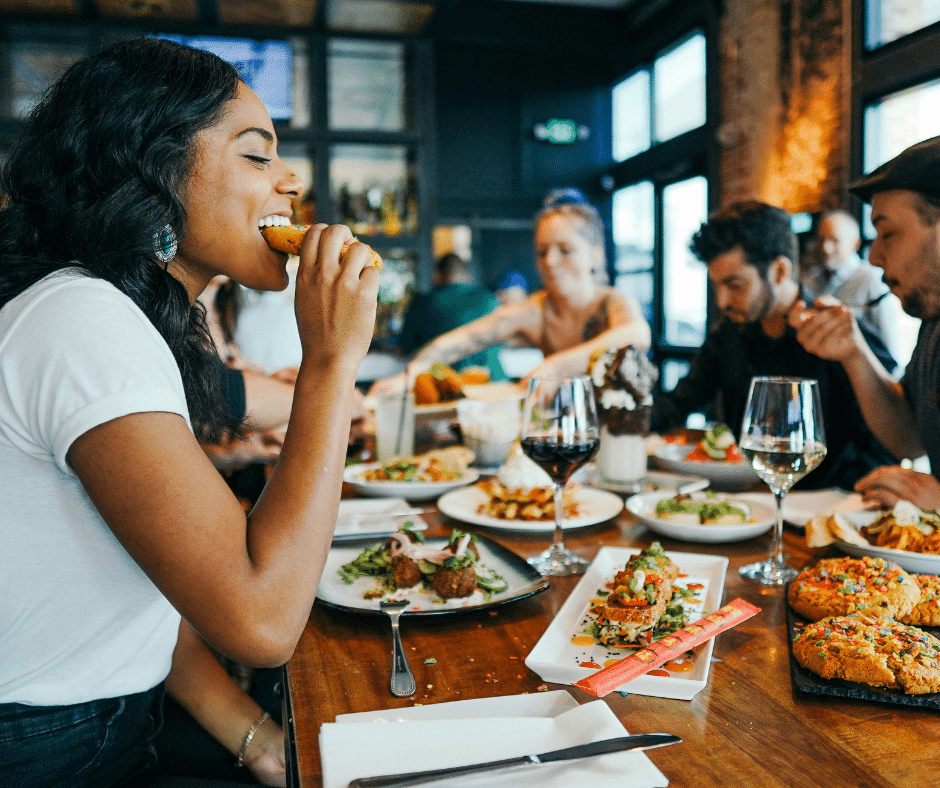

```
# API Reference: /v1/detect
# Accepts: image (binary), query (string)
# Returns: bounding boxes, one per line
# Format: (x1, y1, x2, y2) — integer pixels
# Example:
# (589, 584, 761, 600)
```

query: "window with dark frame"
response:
(608, 28, 711, 397)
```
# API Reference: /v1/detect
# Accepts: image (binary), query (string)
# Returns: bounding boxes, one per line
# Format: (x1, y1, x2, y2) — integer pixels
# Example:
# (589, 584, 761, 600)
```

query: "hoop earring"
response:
(153, 225, 177, 263)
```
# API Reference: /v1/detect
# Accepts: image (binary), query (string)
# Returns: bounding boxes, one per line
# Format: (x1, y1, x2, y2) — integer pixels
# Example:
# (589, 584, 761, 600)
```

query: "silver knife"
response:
(337, 508, 433, 520)
(346, 733, 681, 788)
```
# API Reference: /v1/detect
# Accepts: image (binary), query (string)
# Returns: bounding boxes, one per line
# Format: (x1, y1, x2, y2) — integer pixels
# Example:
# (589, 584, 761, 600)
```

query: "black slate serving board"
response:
(786, 599, 940, 709)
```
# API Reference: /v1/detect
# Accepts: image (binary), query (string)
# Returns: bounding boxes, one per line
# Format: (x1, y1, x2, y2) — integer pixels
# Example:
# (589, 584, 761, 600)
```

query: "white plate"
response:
(335, 688, 579, 724)
(316, 531, 549, 615)
(780, 489, 868, 527)
(364, 381, 526, 416)
(320, 692, 668, 788)
(652, 442, 759, 491)
(437, 484, 624, 533)
(343, 462, 479, 501)
(574, 465, 710, 496)
(332, 497, 428, 542)
(626, 491, 775, 543)
(525, 546, 728, 700)
(835, 511, 940, 575)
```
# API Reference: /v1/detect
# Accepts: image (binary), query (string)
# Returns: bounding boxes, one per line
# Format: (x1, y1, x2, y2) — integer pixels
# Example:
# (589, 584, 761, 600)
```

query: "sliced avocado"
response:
(701, 437, 726, 460)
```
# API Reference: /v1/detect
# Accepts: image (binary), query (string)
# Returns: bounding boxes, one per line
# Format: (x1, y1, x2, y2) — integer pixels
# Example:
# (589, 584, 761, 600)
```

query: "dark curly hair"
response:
(0, 37, 243, 442)
(690, 199, 798, 279)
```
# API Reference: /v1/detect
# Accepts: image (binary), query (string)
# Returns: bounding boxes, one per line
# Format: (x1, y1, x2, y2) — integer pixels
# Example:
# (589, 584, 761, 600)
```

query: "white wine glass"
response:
(739, 376, 826, 585)
(520, 375, 600, 576)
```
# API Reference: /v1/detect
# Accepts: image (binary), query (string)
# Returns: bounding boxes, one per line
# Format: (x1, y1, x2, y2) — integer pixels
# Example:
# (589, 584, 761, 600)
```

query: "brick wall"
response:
(717, 0, 848, 213)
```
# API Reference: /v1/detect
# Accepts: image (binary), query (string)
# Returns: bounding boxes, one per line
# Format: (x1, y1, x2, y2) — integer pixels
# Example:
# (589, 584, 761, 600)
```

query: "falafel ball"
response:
(431, 565, 478, 599)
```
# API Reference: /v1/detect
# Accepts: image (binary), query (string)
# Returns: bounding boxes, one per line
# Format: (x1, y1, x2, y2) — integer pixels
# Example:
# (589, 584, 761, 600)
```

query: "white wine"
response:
(741, 439, 827, 494)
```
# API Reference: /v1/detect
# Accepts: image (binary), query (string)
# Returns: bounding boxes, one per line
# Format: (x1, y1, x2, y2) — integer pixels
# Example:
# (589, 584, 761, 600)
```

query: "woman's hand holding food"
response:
(854, 465, 940, 511)
(292, 223, 380, 372)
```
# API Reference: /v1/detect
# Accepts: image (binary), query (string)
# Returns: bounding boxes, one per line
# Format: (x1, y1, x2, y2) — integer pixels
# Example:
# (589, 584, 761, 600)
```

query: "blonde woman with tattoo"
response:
(371, 189, 650, 394)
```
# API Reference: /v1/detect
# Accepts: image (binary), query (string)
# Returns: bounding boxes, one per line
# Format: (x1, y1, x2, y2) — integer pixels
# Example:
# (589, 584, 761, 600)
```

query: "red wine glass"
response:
(520, 375, 600, 576)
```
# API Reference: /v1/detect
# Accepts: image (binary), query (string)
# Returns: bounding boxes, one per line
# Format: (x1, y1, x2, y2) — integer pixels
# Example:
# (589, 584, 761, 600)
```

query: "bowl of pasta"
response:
(835, 501, 940, 575)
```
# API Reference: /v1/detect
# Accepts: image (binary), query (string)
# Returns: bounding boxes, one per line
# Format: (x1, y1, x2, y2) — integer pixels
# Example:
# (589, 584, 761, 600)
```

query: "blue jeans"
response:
(0, 685, 163, 788)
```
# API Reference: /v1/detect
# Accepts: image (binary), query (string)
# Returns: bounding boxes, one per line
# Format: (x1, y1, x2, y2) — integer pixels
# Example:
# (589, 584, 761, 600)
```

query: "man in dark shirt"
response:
(793, 135, 940, 509)
(652, 200, 896, 490)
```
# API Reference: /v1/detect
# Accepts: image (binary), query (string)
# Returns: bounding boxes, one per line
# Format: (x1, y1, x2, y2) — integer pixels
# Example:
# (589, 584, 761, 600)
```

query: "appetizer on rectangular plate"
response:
(525, 544, 728, 700)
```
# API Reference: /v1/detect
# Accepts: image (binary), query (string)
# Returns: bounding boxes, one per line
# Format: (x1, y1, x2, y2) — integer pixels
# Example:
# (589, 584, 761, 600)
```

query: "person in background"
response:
(370, 188, 650, 393)
(494, 269, 529, 305)
(0, 38, 378, 787)
(651, 200, 896, 491)
(792, 135, 940, 509)
(398, 252, 506, 380)
(801, 209, 902, 362)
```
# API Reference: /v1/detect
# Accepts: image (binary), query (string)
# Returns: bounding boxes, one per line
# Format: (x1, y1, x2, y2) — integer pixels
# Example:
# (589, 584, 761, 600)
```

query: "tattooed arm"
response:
(410, 300, 536, 369)
(525, 290, 650, 381)
(368, 300, 538, 394)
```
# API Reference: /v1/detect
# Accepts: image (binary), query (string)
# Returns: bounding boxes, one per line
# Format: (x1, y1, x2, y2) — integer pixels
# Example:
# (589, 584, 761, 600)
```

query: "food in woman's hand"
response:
(860, 500, 940, 554)
(337, 527, 508, 601)
(259, 221, 383, 269)
(791, 614, 940, 694)
(787, 556, 920, 621)
(653, 492, 750, 525)
(685, 423, 742, 463)
(581, 542, 699, 647)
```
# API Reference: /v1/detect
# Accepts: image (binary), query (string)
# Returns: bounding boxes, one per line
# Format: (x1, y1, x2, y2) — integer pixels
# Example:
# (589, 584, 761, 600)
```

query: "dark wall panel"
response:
(435, 41, 613, 223)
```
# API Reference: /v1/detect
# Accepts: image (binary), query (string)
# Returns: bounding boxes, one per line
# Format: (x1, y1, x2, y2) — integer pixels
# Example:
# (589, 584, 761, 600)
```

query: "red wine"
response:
(520, 436, 600, 484)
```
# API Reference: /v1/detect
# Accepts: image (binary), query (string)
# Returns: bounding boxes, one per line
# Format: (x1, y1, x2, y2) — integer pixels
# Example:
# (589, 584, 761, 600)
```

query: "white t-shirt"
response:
(0, 270, 188, 706)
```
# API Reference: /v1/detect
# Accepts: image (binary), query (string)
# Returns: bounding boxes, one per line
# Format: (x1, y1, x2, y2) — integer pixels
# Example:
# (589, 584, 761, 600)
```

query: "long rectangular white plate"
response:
(333, 497, 428, 542)
(525, 547, 728, 700)
(320, 692, 669, 788)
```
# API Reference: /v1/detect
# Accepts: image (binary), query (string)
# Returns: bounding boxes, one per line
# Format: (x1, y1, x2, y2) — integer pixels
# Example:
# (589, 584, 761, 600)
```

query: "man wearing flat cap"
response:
(791, 134, 940, 509)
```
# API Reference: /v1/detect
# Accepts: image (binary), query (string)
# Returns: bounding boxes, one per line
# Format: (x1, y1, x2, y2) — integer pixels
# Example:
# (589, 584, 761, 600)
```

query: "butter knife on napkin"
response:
(346, 733, 681, 788)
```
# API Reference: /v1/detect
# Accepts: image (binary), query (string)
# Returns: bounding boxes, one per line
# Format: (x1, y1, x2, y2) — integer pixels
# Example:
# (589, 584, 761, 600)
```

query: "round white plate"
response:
(343, 463, 479, 501)
(652, 442, 759, 491)
(836, 511, 940, 575)
(437, 484, 623, 532)
(625, 491, 775, 543)
(365, 382, 525, 416)
(573, 464, 710, 496)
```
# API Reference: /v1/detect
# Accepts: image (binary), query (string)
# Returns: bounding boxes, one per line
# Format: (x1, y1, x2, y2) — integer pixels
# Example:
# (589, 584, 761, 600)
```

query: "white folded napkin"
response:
(735, 489, 867, 527)
(320, 694, 670, 788)
(334, 497, 428, 539)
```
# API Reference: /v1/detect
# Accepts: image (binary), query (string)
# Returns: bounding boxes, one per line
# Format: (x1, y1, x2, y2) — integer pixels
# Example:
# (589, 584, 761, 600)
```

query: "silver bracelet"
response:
(235, 711, 271, 768)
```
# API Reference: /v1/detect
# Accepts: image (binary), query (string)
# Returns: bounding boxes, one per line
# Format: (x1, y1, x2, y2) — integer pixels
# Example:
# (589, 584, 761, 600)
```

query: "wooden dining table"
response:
(283, 486, 940, 788)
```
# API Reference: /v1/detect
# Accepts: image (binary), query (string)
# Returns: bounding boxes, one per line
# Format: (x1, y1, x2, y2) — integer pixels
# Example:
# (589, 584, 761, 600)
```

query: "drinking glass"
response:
(520, 375, 600, 576)
(739, 377, 827, 585)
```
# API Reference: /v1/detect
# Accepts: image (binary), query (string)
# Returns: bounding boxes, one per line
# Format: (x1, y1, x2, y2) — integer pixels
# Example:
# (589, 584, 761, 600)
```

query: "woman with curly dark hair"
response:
(0, 38, 379, 786)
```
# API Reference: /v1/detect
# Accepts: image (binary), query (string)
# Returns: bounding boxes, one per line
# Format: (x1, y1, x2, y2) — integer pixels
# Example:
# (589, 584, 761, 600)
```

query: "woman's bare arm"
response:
(167, 622, 285, 786)
(410, 298, 538, 370)
(526, 291, 651, 380)
(68, 225, 379, 667)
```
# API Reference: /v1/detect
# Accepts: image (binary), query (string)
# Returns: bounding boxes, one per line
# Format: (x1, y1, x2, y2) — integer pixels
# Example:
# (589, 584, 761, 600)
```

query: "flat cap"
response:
(850, 134, 940, 203)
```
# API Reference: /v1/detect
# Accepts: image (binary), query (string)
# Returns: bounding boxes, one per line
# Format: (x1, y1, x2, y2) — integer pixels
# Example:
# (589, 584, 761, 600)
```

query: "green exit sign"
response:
(534, 118, 584, 145)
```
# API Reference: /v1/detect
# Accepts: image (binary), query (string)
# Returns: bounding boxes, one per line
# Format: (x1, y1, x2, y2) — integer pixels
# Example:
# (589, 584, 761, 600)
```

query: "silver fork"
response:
(379, 599, 416, 697)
